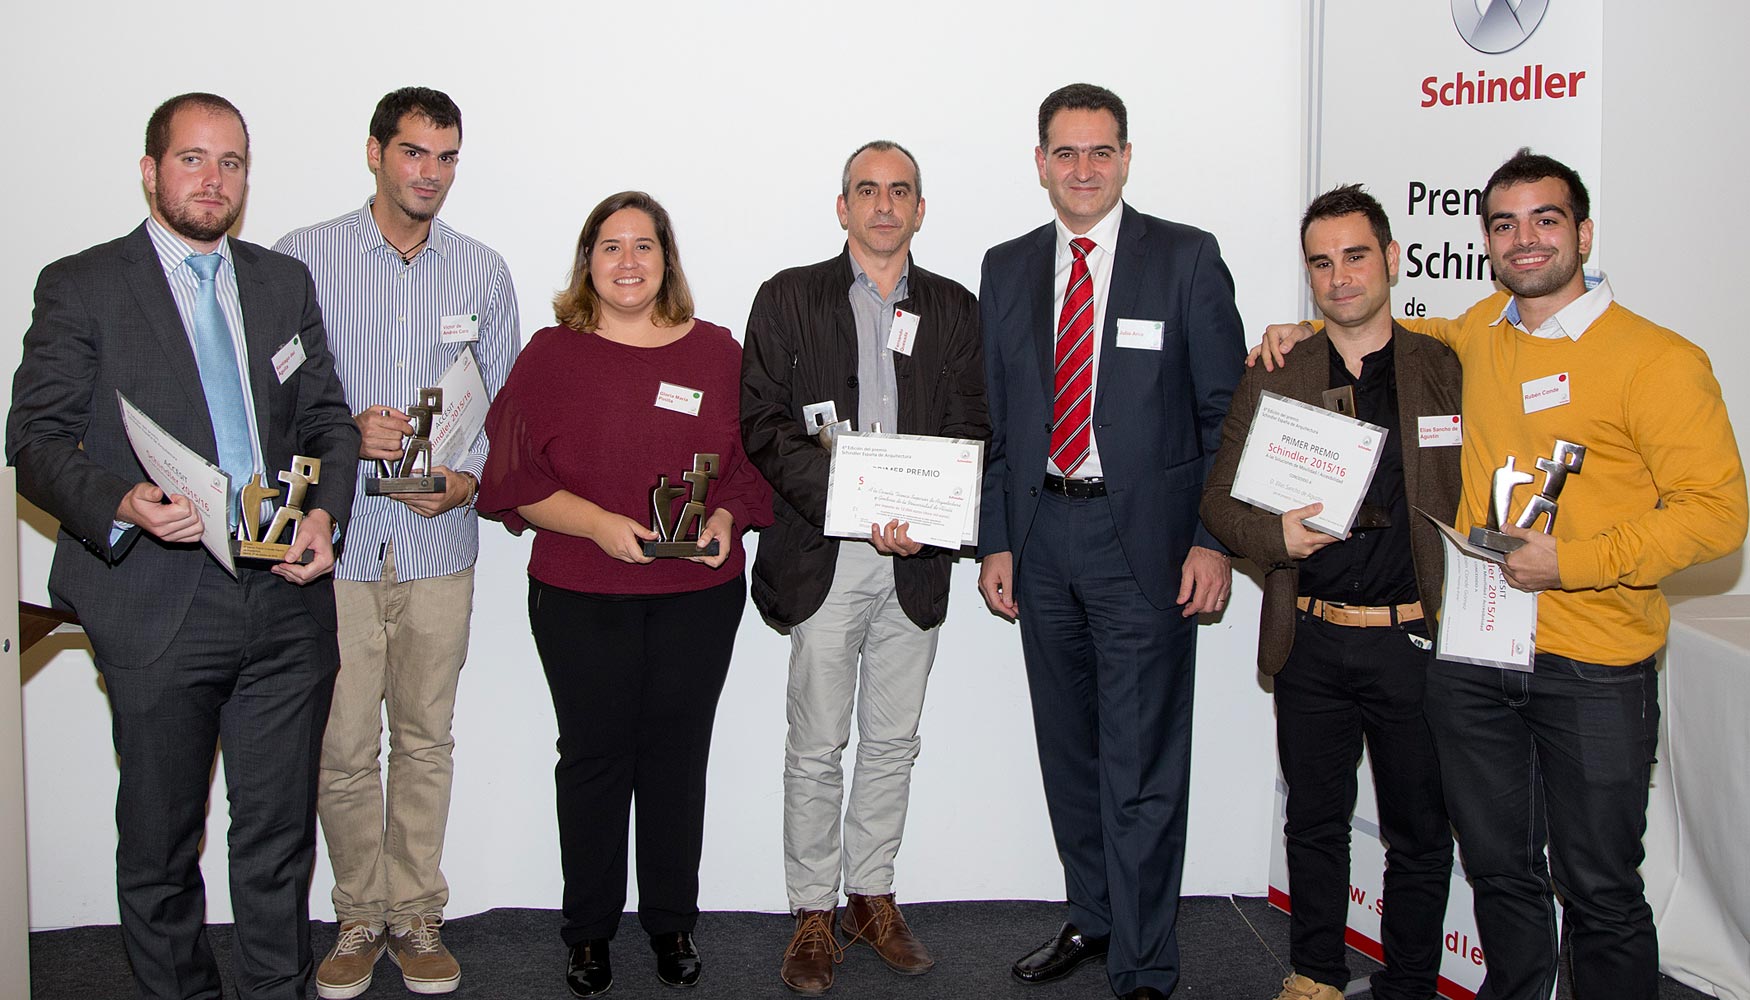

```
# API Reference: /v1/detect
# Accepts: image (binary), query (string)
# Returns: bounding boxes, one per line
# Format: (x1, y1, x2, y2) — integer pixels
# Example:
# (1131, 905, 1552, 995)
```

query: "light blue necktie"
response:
(186, 253, 253, 527)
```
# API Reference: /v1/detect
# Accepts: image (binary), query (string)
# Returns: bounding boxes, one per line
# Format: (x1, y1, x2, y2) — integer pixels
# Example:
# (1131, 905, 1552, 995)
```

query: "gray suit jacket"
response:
(1199, 326, 1462, 674)
(7, 224, 360, 666)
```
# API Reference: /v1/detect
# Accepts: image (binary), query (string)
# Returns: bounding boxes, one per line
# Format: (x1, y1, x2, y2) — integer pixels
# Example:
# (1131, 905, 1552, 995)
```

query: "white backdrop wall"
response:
(3, 1, 1304, 928)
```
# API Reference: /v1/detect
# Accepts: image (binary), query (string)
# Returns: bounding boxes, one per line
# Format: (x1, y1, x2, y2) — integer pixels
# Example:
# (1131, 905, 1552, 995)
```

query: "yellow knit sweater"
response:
(1411, 293, 1747, 663)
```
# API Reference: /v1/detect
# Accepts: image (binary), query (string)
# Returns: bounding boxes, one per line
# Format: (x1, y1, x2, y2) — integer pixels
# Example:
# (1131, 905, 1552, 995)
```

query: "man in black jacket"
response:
(741, 140, 988, 996)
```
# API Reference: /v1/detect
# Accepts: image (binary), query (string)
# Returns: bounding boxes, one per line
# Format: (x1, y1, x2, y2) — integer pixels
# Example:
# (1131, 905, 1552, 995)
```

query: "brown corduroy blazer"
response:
(1199, 325, 1463, 674)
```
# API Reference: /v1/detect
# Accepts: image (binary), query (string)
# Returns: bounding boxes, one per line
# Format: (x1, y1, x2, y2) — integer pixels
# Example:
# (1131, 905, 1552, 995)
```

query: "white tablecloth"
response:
(1645, 595, 1750, 1000)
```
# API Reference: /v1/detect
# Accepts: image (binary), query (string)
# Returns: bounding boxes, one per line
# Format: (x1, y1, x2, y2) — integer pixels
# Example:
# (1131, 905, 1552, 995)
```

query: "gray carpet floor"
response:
(28, 897, 1707, 1000)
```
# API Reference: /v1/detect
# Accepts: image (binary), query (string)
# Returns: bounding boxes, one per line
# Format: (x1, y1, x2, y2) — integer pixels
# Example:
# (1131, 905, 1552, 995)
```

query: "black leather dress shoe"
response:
(1011, 922, 1110, 984)
(650, 931, 702, 988)
(1120, 989, 1168, 999)
(566, 938, 613, 997)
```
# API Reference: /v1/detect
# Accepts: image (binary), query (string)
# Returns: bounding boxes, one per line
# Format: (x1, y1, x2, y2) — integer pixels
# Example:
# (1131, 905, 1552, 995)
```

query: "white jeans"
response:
(782, 542, 939, 912)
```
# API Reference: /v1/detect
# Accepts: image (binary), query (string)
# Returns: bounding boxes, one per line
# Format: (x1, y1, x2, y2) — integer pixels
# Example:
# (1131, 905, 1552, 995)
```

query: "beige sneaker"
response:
(388, 914, 461, 994)
(316, 921, 386, 1000)
(1275, 973, 1344, 1000)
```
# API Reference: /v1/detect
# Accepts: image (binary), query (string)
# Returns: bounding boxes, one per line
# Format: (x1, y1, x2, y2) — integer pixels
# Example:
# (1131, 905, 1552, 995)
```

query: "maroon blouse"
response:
(477, 320, 772, 595)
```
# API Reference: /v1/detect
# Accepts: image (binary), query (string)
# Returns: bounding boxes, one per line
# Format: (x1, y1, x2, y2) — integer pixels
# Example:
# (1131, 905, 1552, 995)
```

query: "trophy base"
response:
(642, 539, 721, 558)
(232, 540, 316, 565)
(1468, 527, 1528, 555)
(366, 474, 447, 496)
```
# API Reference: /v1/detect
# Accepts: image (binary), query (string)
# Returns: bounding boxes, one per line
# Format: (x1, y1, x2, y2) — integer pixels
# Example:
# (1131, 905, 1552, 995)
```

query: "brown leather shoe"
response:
(780, 909, 842, 995)
(842, 893, 934, 975)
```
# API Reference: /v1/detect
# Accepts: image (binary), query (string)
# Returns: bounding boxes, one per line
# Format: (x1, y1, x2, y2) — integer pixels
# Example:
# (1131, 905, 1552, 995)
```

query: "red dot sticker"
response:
(1452, 416, 1461, 423)
(1558, 374, 1567, 381)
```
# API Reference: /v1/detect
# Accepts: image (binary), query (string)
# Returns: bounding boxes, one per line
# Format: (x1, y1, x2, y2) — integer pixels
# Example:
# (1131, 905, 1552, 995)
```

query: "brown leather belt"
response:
(1043, 474, 1108, 498)
(1296, 596, 1424, 628)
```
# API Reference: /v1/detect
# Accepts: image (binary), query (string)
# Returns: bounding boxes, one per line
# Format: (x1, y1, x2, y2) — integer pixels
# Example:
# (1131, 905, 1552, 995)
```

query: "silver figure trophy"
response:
(365, 388, 447, 495)
(234, 455, 322, 564)
(1469, 440, 1586, 555)
(643, 453, 722, 558)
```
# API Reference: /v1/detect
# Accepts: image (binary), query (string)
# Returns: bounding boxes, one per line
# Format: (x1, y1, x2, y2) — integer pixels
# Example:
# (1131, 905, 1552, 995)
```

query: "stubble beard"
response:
(157, 189, 241, 245)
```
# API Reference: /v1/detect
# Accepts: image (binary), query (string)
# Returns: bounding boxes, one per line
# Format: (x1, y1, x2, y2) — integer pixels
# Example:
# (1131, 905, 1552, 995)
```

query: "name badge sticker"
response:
(1522, 372, 1570, 414)
(271, 335, 307, 384)
(1418, 414, 1463, 447)
(1115, 318, 1165, 351)
(655, 381, 703, 417)
(886, 309, 921, 356)
(440, 313, 480, 344)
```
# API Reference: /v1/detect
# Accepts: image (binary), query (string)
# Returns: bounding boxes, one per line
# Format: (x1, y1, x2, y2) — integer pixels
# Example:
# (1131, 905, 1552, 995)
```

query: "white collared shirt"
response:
(1048, 201, 1124, 478)
(1496, 268, 1613, 340)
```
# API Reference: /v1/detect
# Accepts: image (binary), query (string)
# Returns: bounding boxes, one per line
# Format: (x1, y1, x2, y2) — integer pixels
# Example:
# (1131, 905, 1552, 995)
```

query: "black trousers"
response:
(528, 575, 744, 943)
(1013, 492, 1196, 998)
(1275, 612, 1451, 1000)
(1425, 653, 1660, 1000)
(97, 560, 339, 1000)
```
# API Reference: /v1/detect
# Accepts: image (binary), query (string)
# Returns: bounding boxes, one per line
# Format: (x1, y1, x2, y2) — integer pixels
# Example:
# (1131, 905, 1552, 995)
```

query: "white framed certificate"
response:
(427, 346, 490, 471)
(117, 391, 237, 577)
(1229, 391, 1388, 537)
(823, 433, 984, 549)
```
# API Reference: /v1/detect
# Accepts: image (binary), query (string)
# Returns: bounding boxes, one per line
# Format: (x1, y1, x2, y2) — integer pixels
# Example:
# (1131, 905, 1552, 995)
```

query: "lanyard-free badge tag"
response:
(1115, 318, 1165, 350)
(655, 381, 703, 416)
(272, 335, 307, 384)
(1522, 372, 1570, 414)
(440, 313, 480, 344)
(1418, 414, 1462, 447)
(886, 309, 921, 356)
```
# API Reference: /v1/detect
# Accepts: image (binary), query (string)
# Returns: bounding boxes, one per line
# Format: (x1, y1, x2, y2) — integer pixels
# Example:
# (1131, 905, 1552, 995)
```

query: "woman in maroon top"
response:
(477, 191, 770, 997)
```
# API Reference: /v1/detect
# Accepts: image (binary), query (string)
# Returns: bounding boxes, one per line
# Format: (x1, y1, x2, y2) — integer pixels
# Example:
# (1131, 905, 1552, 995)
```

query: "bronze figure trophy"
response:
(643, 453, 722, 558)
(365, 388, 447, 495)
(1469, 440, 1586, 556)
(233, 455, 323, 564)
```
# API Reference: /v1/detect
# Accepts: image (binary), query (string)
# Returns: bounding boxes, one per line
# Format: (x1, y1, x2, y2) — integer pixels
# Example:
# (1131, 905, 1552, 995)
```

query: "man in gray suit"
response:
(7, 93, 359, 1000)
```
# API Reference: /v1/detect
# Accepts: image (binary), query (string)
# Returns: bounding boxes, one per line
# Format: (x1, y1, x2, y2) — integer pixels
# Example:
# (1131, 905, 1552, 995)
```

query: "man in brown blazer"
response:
(1200, 185, 1460, 1000)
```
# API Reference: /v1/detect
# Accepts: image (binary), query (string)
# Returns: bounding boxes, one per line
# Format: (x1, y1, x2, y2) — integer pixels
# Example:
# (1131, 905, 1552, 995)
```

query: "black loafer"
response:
(650, 931, 702, 988)
(566, 938, 613, 997)
(1011, 922, 1109, 984)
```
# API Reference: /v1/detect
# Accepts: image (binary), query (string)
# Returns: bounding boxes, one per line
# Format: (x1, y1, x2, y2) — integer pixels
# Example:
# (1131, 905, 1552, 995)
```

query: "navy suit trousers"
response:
(1014, 490, 1196, 997)
(97, 559, 338, 1000)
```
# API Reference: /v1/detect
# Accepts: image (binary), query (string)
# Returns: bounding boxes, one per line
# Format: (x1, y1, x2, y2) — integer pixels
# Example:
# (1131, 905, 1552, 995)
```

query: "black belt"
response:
(1043, 474, 1107, 498)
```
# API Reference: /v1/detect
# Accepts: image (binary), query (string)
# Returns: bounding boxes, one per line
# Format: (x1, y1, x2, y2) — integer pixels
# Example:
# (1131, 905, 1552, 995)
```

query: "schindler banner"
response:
(1275, 3, 1604, 1000)
(1307, 0, 1602, 319)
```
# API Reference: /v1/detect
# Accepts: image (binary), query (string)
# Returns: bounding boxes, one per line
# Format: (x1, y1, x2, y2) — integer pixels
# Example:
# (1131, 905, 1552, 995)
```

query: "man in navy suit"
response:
(977, 83, 1244, 1000)
(7, 93, 359, 1000)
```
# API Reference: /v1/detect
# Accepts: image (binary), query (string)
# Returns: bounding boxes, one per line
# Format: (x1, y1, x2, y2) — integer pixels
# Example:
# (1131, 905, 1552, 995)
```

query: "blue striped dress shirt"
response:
(144, 217, 268, 484)
(273, 199, 521, 582)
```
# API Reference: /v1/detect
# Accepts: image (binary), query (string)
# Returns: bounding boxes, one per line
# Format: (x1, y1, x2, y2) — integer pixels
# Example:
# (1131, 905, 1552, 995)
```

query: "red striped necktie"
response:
(1050, 237, 1097, 476)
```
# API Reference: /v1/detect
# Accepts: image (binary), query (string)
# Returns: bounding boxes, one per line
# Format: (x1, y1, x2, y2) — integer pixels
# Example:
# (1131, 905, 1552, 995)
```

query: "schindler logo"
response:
(1452, 0, 1550, 54)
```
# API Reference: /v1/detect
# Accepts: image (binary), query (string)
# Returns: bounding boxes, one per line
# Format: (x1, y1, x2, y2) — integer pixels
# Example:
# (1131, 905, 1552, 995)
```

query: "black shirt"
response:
(1297, 336, 1419, 606)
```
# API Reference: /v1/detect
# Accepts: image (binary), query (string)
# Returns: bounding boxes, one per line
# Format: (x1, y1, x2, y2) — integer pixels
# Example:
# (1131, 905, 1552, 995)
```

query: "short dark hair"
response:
(1301, 183, 1393, 253)
(1481, 147, 1590, 225)
(554, 191, 695, 332)
(369, 87, 463, 148)
(144, 93, 249, 164)
(1037, 83, 1128, 151)
(841, 140, 923, 199)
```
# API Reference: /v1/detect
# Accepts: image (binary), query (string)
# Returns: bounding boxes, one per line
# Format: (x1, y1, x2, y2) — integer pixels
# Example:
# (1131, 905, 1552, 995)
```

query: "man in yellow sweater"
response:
(1256, 149, 1747, 1000)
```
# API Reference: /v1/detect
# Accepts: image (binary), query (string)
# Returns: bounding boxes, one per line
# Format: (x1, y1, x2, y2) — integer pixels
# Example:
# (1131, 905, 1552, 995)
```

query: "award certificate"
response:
(428, 346, 490, 471)
(1229, 391, 1387, 537)
(824, 433, 984, 549)
(1428, 515, 1537, 671)
(117, 391, 237, 576)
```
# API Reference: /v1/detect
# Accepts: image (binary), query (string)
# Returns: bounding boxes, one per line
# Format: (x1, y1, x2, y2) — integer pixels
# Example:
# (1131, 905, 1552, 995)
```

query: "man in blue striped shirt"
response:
(274, 87, 521, 1000)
